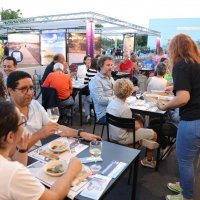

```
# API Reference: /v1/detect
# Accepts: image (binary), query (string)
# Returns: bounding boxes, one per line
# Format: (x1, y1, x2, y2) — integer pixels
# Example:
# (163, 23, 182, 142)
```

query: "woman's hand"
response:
(157, 100, 167, 111)
(17, 131, 32, 150)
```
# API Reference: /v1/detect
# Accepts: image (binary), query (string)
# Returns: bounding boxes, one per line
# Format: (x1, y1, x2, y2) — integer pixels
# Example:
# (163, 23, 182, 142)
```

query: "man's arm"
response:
(59, 125, 101, 141)
(27, 122, 59, 148)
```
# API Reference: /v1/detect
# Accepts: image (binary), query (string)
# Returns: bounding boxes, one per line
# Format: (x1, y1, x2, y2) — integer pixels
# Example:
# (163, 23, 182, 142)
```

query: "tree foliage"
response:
(0, 8, 22, 20)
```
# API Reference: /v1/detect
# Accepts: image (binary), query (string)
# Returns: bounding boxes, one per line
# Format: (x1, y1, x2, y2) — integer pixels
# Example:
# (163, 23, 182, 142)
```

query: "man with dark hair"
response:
(42, 53, 65, 83)
(3, 56, 17, 84)
(3, 56, 17, 75)
(89, 56, 114, 123)
(7, 71, 101, 149)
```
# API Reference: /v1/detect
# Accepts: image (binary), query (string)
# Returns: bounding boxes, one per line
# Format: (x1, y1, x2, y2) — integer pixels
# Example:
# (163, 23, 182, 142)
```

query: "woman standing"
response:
(158, 34, 200, 200)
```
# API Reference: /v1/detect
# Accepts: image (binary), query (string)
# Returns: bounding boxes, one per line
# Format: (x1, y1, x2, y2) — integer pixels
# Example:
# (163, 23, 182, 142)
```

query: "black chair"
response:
(106, 113, 136, 148)
(41, 87, 73, 126)
(91, 102, 106, 138)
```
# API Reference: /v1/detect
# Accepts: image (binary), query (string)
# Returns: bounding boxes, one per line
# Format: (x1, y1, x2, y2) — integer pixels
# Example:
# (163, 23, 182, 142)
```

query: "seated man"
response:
(144, 53, 155, 70)
(107, 78, 159, 169)
(42, 53, 65, 83)
(7, 71, 101, 149)
(119, 53, 133, 77)
(89, 56, 114, 124)
(3, 56, 17, 84)
(42, 62, 74, 107)
(0, 100, 82, 200)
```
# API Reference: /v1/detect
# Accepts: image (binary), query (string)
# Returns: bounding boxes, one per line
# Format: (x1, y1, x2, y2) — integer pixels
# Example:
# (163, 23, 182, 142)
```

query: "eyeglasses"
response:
(17, 116, 27, 127)
(15, 86, 34, 94)
(4, 116, 27, 141)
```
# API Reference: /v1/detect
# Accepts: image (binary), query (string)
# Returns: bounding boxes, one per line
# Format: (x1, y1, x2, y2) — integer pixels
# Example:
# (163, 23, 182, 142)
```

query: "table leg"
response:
(131, 154, 139, 200)
(79, 91, 82, 126)
(156, 116, 163, 171)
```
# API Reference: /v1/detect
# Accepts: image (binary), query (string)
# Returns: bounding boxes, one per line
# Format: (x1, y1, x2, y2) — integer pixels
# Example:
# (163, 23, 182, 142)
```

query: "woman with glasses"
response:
(0, 101, 82, 200)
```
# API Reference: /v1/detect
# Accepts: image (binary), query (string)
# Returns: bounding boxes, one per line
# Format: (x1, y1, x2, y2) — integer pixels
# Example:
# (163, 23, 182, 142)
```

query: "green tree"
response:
(0, 8, 22, 20)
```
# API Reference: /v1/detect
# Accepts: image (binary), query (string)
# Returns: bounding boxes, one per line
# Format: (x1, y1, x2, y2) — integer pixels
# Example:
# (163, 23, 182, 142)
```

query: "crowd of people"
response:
(0, 33, 200, 200)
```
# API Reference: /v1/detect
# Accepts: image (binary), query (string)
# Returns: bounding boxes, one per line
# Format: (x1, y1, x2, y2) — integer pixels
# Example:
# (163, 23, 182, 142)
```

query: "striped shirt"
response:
(84, 68, 97, 86)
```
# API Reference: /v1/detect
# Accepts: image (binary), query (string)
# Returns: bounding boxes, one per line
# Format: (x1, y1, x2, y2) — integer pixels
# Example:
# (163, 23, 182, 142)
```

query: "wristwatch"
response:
(16, 146, 28, 153)
(77, 129, 84, 138)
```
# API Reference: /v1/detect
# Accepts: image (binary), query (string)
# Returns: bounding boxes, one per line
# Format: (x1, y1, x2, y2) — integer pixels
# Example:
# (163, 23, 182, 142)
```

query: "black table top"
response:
(28, 136, 140, 200)
(76, 141, 140, 200)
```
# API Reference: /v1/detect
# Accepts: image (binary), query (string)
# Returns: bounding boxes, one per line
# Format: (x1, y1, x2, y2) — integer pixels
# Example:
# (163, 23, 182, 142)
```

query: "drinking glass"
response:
(47, 107, 62, 134)
(136, 90, 142, 100)
(47, 107, 60, 123)
(89, 140, 102, 173)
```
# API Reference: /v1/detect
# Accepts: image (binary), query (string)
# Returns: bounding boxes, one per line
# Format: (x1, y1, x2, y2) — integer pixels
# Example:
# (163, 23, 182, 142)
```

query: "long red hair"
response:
(168, 33, 200, 66)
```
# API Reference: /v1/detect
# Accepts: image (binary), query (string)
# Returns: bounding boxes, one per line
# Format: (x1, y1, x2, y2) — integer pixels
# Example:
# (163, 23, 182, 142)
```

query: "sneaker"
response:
(167, 182, 182, 193)
(139, 139, 160, 150)
(83, 115, 91, 124)
(140, 157, 156, 169)
(165, 193, 183, 200)
(86, 115, 91, 122)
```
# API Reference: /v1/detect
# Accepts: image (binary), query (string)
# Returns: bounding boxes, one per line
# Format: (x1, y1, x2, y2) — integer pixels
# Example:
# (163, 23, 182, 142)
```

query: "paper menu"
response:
(28, 161, 91, 200)
(28, 137, 88, 162)
(80, 174, 111, 200)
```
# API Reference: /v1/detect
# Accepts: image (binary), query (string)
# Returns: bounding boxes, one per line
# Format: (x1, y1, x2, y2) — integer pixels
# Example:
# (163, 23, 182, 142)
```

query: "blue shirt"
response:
(89, 72, 114, 120)
(144, 60, 154, 69)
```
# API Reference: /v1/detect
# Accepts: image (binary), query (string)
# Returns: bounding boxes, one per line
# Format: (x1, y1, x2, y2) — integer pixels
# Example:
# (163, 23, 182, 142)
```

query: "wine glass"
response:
(136, 90, 142, 100)
(47, 107, 61, 134)
(47, 107, 60, 123)
(89, 140, 102, 173)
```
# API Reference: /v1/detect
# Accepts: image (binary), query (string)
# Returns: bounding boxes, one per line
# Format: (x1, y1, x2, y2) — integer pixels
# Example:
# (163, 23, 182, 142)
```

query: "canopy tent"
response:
(0, 11, 160, 37)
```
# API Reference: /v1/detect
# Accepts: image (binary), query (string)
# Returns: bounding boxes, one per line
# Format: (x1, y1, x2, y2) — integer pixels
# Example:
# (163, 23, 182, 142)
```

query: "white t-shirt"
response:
(0, 155, 45, 200)
(24, 100, 49, 134)
(23, 100, 49, 146)
(77, 64, 87, 83)
(147, 76, 167, 92)
(106, 97, 132, 142)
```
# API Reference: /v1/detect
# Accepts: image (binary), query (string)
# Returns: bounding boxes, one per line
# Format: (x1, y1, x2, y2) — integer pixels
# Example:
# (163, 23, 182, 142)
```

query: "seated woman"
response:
(147, 62, 168, 92)
(0, 101, 82, 200)
(106, 78, 159, 168)
(83, 58, 98, 122)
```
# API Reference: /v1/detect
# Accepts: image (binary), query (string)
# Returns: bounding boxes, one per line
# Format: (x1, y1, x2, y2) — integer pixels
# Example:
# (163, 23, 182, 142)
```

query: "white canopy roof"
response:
(0, 11, 160, 37)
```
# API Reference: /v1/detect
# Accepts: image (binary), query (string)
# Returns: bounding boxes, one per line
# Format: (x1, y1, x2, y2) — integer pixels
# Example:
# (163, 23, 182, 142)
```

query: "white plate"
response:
(159, 96, 174, 101)
(134, 100, 145, 106)
(43, 160, 65, 177)
(151, 90, 166, 94)
(48, 140, 68, 153)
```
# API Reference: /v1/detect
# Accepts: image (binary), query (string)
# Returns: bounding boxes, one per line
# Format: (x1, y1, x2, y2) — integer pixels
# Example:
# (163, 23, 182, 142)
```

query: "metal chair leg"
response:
(101, 125, 105, 138)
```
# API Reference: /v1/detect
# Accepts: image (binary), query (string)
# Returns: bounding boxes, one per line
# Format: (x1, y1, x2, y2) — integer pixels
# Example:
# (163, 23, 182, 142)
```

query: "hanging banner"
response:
(123, 34, 135, 55)
(156, 37, 161, 54)
(86, 20, 95, 57)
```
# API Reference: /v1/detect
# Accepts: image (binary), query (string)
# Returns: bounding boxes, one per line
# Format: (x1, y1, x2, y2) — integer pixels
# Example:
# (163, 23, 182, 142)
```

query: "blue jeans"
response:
(176, 120, 200, 199)
(98, 115, 107, 124)
(83, 95, 92, 117)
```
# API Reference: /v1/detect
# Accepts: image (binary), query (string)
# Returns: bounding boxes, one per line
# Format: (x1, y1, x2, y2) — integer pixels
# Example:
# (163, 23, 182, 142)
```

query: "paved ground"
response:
(66, 111, 200, 200)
